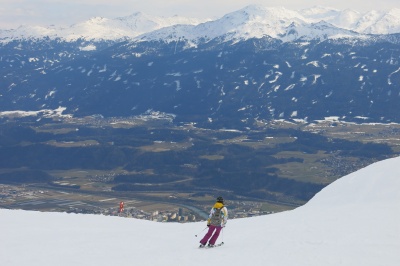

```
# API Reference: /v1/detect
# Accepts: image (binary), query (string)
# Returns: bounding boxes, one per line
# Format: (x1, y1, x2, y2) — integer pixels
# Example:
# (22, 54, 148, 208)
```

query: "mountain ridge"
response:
(2, 5, 400, 43)
(0, 12, 208, 42)
(1, 34, 400, 124)
(1, 5, 400, 124)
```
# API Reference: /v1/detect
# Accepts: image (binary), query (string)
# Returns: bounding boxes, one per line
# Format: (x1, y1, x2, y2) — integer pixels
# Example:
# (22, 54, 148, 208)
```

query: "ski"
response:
(209, 242, 224, 248)
(199, 242, 224, 248)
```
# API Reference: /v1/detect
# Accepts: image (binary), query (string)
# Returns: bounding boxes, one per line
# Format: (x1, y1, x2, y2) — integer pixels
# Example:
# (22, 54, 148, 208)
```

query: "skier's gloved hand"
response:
(207, 224, 210, 227)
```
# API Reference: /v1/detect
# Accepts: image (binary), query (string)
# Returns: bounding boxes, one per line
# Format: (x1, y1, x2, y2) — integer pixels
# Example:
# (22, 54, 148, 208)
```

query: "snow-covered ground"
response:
(1, 156, 400, 266)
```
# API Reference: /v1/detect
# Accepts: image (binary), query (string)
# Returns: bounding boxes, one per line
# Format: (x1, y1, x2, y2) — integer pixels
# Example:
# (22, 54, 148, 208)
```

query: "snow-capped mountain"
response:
(357, 9, 400, 34)
(2, 5, 400, 43)
(0, 12, 208, 42)
(277, 6, 400, 35)
(1, 156, 399, 266)
(135, 6, 361, 44)
(1, 5, 400, 124)
(301, 7, 400, 34)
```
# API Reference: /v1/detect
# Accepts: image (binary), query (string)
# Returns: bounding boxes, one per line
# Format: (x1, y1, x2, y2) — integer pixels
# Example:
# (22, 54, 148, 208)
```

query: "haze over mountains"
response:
(2, 6, 400, 42)
(0, 12, 207, 42)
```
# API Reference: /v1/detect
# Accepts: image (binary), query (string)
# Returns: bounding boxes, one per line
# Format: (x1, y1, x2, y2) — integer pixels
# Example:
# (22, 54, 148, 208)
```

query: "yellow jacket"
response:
(207, 202, 228, 227)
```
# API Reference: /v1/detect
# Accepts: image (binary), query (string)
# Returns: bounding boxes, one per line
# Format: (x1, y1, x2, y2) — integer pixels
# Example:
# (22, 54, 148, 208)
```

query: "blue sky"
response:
(1, 0, 399, 29)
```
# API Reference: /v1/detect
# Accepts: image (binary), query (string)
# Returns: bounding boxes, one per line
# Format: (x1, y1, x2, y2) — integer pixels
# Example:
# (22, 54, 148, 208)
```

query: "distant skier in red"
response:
(199, 196, 228, 248)
(119, 201, 124, 213)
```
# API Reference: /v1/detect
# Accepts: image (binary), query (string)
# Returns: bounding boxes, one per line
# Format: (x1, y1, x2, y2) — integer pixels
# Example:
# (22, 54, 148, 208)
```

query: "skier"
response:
(119, 201, 124, 213)
(199, 196, 228, 248)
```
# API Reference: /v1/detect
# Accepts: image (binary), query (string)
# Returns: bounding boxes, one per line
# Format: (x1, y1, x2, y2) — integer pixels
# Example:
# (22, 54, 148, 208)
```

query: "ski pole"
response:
(195, 227, 208, 237)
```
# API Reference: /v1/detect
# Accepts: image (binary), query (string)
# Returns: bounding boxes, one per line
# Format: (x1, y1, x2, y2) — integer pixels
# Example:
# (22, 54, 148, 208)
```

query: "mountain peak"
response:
(2, 6, 400, 43)
(300, 6, 341, 17)
(235, 5, 305, 21)
(136, 5, 361, 44)
(355, 8, 400, 34)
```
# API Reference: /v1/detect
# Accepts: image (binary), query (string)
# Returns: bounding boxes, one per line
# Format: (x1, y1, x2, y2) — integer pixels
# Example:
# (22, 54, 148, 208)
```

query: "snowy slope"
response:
(1, 156, 400, 266)
(357, 9, 400, 34)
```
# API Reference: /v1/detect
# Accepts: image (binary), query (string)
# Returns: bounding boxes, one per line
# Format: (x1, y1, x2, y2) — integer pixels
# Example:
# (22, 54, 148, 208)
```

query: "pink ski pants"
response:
(200, 225, 222, 245)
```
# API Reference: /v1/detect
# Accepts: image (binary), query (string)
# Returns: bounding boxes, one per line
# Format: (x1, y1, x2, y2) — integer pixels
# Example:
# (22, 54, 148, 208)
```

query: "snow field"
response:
(1, 156, 400, 266)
